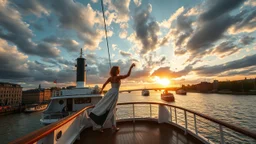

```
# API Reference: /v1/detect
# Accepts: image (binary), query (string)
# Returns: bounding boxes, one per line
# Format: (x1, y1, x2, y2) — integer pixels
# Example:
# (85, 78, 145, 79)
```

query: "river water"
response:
(0, 91, 255, 143)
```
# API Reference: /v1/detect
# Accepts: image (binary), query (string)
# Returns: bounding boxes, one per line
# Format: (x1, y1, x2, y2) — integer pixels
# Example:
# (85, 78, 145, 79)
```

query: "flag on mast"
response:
(53, 79, 57, 84)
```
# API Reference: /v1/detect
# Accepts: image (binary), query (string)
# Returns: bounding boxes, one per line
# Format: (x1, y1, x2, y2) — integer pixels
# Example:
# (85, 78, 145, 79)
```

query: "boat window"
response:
(74, 98, 91, 104)
(59, 100, 64, 105)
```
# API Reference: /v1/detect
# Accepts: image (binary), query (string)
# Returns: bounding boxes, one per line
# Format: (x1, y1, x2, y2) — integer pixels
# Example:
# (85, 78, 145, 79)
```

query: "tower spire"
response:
(76, 49, 86, 88)
(80, 48, 83, 58)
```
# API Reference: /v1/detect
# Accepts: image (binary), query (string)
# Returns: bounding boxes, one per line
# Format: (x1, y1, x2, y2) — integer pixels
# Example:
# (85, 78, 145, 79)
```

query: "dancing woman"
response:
(89, 63, 136, 132)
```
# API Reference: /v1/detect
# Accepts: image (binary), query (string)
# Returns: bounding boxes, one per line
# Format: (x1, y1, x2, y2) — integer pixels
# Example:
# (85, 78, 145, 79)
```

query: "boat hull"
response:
(161, 94, 175, 102)
(142, 93, 149, 96)
(142, 90, 150, 96)
(176, 92, 187, 95)
(176, 89, 187, 95)
(24, 104, 48, 113)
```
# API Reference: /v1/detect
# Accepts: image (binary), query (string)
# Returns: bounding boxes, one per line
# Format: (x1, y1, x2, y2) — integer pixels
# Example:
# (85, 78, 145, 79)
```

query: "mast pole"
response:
(100, 0, 112, 69)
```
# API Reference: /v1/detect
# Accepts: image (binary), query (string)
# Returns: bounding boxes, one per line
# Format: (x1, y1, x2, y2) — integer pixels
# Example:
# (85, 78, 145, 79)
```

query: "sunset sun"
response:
(154, 76, 170, 86)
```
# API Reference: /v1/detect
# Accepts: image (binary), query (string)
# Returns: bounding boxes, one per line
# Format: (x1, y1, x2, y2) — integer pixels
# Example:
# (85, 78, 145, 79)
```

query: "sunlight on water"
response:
(0, 91, 255, 143)
(118, 91, 256, 143)
(119, 91, 256, 131)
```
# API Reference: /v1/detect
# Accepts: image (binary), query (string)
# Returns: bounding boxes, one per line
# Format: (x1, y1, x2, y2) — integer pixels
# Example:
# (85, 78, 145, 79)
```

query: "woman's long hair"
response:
(110, 66, 120, 76)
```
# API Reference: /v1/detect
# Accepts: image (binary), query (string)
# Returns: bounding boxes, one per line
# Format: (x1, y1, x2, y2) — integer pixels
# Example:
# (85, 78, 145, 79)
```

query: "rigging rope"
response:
(100, 0, 112, 69)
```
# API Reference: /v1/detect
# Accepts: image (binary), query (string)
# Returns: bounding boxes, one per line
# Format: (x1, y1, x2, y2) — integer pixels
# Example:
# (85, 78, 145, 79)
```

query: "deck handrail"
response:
(118, 102, 256, 139)
(10, 102, 256, 144)
(10, 105, 94, 144)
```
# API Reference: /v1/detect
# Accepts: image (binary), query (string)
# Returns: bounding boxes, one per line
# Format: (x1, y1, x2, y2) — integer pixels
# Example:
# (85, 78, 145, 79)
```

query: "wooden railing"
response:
(10, 102, 256, 144)
(118, 102, 256, 139)
(118, 102, 256, 143)
(10, 105, 94, 144)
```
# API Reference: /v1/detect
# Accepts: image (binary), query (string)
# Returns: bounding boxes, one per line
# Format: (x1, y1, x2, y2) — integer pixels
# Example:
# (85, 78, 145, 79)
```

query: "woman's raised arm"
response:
(118, 63, 135, 79)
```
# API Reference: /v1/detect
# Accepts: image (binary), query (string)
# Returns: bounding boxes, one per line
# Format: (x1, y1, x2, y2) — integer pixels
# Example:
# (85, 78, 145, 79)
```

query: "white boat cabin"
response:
(40, 87, 102, 125)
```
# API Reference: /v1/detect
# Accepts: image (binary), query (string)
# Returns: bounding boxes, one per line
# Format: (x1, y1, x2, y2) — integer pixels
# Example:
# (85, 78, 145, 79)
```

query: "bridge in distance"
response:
(119, 87, 179, 93)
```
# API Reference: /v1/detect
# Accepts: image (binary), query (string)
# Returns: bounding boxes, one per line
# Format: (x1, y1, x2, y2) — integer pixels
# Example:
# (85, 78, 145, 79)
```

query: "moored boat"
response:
(24, 104, 48, 113)
(176, 89, 187, 95)
(142, 89, 150, 96)
(161, 90, 175, 102)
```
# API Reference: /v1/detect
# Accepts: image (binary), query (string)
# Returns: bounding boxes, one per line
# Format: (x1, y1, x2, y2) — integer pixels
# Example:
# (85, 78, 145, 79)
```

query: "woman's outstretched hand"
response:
(131, 63, 136, 68)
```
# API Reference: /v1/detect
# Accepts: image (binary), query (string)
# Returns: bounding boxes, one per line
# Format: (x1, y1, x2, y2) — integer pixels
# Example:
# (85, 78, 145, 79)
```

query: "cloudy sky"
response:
(0, 0, 256, 89)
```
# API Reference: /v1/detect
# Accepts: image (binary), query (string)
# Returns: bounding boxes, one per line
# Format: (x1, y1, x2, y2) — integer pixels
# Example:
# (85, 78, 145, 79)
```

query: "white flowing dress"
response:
(89, 83, 120, 127)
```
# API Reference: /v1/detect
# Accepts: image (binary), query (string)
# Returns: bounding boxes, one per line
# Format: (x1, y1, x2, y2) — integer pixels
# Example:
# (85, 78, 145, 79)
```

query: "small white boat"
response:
(142, 90, 150, 96)
(176, 89, 187, 95)
(161, 90, 175, 102)
(24, 104, 48, 113)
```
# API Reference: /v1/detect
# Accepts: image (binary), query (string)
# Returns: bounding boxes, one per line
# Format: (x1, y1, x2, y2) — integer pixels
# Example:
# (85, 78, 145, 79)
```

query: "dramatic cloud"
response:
(229, 9, 256, 34)
(244, 0, 256, 7)
(199, 0, 245, 21)
(42, 57, 75, 68)
(133, 4, 160, 54)
(170, 12, 193, 54)
(119, 23, 129, 39)
(130, 58, 139, 62)
(240, 36, 255, 45)
(119, 50, 132, 57)
(164, 0, 253, 62)
(130, 67, 151, 79)
(143, 54, 166, 68)
(48, 0, 105, 50)
(159, 6, 197, 50)
(0, 39, 28, 79)
(91, 0, 98, 3)
(11, 0, 49, 16)
(160, 7, 185, 29)
(1, 0, 256, 88)
(211, 41, 240, 58)
(112, 44, 118, 51)
(219, 66, 256, 77)
(0, 38, 74, 84)
(186, 14, 235, 58)
(184, 6, 201, 17)
(105, 0, 131, 23)
(133, 0, 141, 7)
(44, 36, 80, 52)
(151, 65, 193, 79)
(85, 53, 98, 65)
(26, 61, 75, 83)
(0, 1, 60, 57)
(195, 54, 256, 76)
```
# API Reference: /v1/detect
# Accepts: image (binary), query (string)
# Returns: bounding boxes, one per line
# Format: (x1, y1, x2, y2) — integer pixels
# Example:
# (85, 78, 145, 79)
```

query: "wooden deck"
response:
(75, 121, 203, 144)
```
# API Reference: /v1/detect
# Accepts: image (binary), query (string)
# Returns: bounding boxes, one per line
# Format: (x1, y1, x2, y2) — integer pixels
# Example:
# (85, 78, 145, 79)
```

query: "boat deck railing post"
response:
(175, 107, 177, 124)
(194, 114, 198, 135)
(184, 110, 187, 135)
(10, 102, 256, 144)
(132, 104, 135, 123)
(149, 104, 152, 118)
(170, 107, 172, 122)
(219, 124, 225, 144)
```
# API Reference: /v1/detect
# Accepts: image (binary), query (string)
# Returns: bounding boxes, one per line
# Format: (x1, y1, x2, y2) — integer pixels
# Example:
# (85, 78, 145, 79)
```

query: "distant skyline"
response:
(0, 0, 256, 89)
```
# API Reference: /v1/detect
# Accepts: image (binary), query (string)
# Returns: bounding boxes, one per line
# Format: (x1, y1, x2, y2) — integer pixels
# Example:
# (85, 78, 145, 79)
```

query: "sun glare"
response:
(154, 76, 170, 87)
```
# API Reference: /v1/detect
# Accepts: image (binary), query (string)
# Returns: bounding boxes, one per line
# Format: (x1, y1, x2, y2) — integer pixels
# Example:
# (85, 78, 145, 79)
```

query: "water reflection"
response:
(118, 91, 256, 143)
(0, 91, 255, 143)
